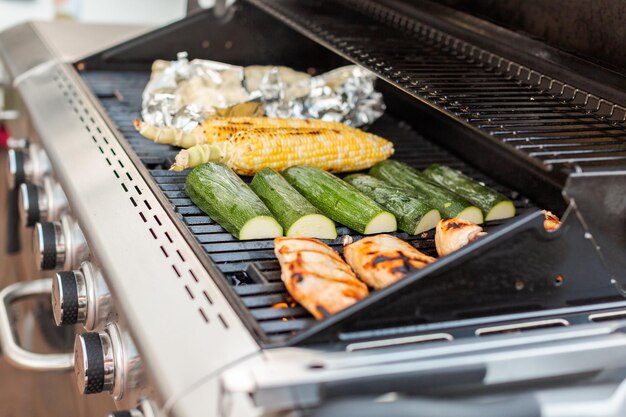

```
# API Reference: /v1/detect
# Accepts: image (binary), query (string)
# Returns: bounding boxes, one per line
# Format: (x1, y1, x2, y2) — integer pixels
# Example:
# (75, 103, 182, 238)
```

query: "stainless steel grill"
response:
(2, 1, 626, 416)
(80, 70, 539, 344)
(75, 0, 626, 349)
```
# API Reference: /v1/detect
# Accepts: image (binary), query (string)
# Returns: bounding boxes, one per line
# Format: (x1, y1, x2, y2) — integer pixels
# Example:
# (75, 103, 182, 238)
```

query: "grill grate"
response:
(251, 0, 626, 173)
(81, 70, 534, 343)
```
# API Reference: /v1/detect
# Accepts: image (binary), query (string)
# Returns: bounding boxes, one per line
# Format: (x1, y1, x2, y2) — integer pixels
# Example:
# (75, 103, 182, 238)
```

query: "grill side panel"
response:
(17, 63, 260, 407)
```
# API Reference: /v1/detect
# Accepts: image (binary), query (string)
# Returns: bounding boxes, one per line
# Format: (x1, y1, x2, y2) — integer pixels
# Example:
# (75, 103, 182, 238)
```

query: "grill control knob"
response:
(74, 324, 140, 399)
(7, 148, 27, 189)
(74, 330, 116, 395)
(19, 178, 68, 226)
(74, 323, 147, 398)
(19, 183, 45, 227)
(34, 215, 89, 271)
(35, 221, 65, 270)
(6, 144, 51, 189)
(52, 270, 87, 326)
(52, 262, 113, 329)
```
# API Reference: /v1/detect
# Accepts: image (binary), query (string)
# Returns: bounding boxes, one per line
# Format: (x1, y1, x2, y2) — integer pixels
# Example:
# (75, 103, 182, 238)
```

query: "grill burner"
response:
(82, 71, 534, 343)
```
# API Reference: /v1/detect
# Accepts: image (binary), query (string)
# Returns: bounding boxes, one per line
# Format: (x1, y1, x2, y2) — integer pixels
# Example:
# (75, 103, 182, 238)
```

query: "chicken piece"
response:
(274, 237, 368, 320)
(343, 234, 435, 289)
(435, 218, 487, 256)
(543, 210, 561, 231)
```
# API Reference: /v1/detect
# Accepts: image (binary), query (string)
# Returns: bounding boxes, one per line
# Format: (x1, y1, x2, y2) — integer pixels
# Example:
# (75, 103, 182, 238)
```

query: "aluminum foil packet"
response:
(141, 52, 385, 131)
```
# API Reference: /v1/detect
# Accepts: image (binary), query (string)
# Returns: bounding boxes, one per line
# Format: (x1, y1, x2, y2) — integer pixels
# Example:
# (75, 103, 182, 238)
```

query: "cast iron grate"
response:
(251, 0, 626, 173)
(81, 70, 534, 343)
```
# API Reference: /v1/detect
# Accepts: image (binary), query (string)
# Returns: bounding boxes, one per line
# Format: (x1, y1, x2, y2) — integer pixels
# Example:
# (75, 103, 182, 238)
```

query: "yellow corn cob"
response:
(134, 117, 355, 148)
(170, 128, 394, 175)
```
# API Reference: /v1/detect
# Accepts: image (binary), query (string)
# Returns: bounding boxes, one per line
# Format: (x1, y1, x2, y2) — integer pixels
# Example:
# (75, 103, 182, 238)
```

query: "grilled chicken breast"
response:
(435, 218, 486, 256)
(343, 234, 435, 289)
(543, 210, 561, 231)
(274, 237, 369, 319)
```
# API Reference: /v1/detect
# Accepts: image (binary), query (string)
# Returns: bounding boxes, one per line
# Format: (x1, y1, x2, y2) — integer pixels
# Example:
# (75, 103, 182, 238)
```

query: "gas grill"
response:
(1, 1, 626, 416)
(81, 69, 539, 344)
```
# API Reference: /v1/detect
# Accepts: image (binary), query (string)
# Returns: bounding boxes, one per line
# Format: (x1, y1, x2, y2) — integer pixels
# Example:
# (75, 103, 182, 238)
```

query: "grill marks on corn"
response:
(201, 117, 350, 145)
(229, 128, 394, 176)
(170, 121, 394, 172)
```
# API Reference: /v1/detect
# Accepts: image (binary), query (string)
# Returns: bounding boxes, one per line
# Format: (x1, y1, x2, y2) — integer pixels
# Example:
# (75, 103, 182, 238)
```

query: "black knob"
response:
(75, 332, 105, 394)
(7, 144, 51, 189)
(19, 183, 44, 227)
(7, 149, 26, 189)
(35, 221, 65, 270)
(74, 331, 115, 395)
(52, 271, 87, 326)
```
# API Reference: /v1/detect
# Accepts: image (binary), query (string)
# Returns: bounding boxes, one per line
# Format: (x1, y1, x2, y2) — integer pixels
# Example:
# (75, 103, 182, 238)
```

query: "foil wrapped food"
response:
(141, 52, 385, 130)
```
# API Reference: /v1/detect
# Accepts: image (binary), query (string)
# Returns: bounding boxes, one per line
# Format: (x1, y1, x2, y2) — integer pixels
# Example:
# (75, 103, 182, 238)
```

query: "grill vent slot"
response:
(346, 333, 453, 351)
(475, 319, 569, 336)
(53, 69, 221, 328)
(589, 310, 626, 323)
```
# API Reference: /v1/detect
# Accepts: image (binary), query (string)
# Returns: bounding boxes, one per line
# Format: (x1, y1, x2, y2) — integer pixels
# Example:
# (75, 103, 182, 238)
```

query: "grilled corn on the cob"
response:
(170, 128, 394, 174)
(134, 117, 360, 148)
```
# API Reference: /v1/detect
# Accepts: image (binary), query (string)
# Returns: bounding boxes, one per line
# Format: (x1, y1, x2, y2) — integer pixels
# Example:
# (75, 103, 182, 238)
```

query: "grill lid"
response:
(250, 0, 626, 174)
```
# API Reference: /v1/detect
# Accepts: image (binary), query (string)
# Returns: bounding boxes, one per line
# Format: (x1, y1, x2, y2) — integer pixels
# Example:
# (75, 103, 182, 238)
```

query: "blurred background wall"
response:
(0, 0, 188, 32)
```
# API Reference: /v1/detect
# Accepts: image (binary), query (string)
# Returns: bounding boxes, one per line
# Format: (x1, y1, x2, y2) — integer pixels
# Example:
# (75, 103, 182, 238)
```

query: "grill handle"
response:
(0, 279, 74, 371)
(321, 364, 486, 401)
